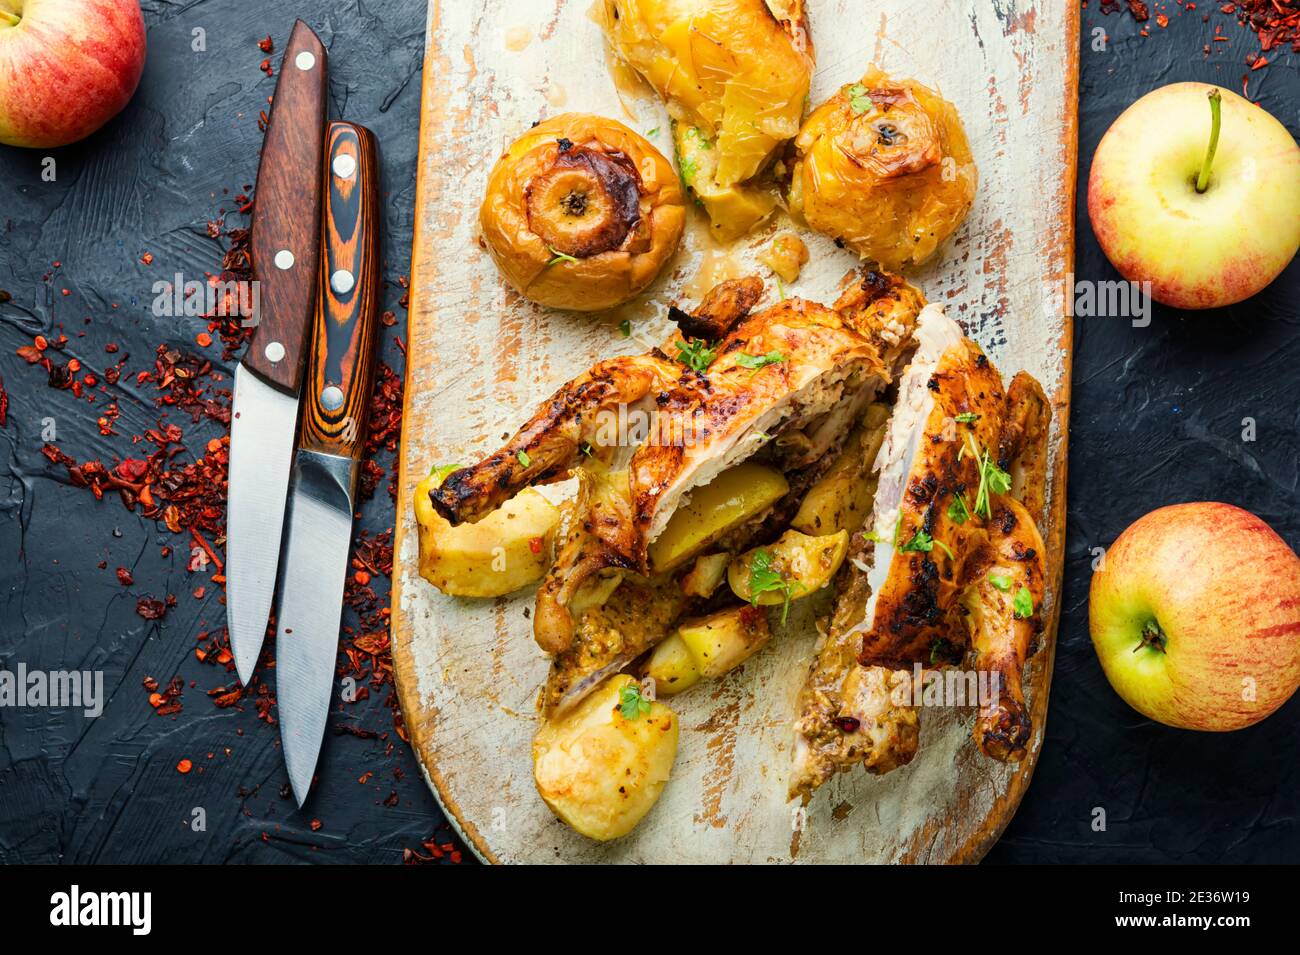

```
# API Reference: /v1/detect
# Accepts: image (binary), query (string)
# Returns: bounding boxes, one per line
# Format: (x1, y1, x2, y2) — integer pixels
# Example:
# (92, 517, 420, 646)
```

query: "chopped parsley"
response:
(947, 492, 971, 525)
(898, 527, 954, 561)
(955, 412, 980, 424)
(618, 318, 632, 337)
(747, 548, 797, 625)
(845, 84, 874, 115)
(546, 247, 579, 266)
(735, 350, 785, 370)
(646, 126, 660, 137)
(679, 154, 698, 188)
(618, 682, 653, 720)
(1012, 586, 1034, 619)
(967, 434, 1012, 519)
(579, 442, 594, 457)
(516, 450, 532, 468)
(431, 463, 462, 483)
(987, 573, 1013, 592)
(686, 126, 711, 148)
(676, 338, 717, 373)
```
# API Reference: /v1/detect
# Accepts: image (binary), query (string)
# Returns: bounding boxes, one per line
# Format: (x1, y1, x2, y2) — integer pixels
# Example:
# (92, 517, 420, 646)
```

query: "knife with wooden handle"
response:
(227, 20, 328, 685)
(276, 122, 382, 806)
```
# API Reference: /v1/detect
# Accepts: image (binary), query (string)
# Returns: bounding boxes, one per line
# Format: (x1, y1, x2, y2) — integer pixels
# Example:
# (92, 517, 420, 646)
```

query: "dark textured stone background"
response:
(0, 2, 1296, 864)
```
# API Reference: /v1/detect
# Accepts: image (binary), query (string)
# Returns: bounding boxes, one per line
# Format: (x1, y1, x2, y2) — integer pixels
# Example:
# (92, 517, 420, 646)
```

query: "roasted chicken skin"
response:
(790, 308, 1051, 798)
(427, 278, 766, 528)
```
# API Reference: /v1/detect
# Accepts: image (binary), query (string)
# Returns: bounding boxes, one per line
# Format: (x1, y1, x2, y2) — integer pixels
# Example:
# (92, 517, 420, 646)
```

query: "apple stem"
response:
(1135, 620, 1168, 654)
(1195, 89, 1222, 194)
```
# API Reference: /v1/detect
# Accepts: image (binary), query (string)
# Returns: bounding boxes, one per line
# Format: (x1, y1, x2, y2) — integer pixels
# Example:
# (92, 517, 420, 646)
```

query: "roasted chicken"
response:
(790, 307, 1050, 799)
(429, 271, 927, 717)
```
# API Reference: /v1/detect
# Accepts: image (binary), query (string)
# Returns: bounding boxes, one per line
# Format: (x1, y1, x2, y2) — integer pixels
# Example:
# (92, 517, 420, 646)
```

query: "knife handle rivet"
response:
(295, 51, 317, 71)
(320, 385, 345, 411)
(330, 269, 355, 294)
(274, 249, 295, 270)
(332, 154, 357, 179)
(265, 341, 286, 363)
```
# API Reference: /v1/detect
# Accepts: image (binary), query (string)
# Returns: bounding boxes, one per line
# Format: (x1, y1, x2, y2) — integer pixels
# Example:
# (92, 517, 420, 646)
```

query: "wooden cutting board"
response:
(392, 0, 1079, 864)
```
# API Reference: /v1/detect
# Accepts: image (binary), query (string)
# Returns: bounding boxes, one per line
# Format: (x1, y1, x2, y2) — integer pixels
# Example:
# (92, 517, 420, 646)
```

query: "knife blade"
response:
(227, 20, 328, 685)
(277, 122, 382, 805)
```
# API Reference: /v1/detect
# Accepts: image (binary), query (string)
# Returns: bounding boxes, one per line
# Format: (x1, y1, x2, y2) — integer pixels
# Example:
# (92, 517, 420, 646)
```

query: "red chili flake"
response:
(358, 772, 373, 784)
(354, 570, 371, 586)
(834, 716, 861, 733)
(260, 58, 273, 76)
(0, 376, 7, 428)
(527, 536, 543, 555)
(115, 567, 134, 586)
(309, 819, 323, 832)
(257, 35, 273, 52)
(16, 345, 43, 364)
(140, 252, 154, 266)
(196, 332, 212, 347)
(136, 596, 169, 620)
(176, 758, 193, 774)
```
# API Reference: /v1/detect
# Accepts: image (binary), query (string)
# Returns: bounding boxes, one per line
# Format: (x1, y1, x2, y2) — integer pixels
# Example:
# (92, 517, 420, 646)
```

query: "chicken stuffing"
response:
(790, 307, 1051, 799)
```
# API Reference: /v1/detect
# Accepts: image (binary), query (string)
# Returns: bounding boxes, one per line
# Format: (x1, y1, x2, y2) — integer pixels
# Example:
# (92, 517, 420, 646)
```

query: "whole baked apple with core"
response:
(1088, 83, 1300, 310)
(0, 0, 147, 149)
(1090, 502, 1300, 731)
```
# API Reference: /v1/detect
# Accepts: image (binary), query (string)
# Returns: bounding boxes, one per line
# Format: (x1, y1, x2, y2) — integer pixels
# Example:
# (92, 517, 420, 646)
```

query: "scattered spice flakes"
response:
(0, 376, 7, 427)
(140, 251, 154, 266)
(403, 827, 467, 865)
(136, 596, 173, 620)
(260, 58, 274, 77)
(257, 35, 273, 53)
(1099, 0, 1300, 56)
(145, 675, 185, 716)
(176, 758, 193, 774)
(115, 567, 134, 586)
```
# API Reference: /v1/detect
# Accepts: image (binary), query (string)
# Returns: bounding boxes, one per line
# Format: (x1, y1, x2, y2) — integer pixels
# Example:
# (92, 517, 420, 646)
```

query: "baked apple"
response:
(480, 113, 686, 311)
(599, 0, 814, 241)
(788, 67, 977, 270)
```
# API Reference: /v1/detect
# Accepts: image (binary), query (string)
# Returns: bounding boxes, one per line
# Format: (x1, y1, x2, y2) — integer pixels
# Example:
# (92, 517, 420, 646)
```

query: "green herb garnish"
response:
(735, 350, 785, 370)
(431, 463, 462, 483)
(1012, 586, 1034, 619)
(516, 450, 532, 468)
(947, 493, 971, 525)
(747, 548, 797, 625)
(618, 682, 653, 720)
(846, 84, 874, 115)
(955, 412, 980, 424)
(675, 338, 717, 373)
(646, 126, 660, 137)
(899, 528, 954, 561)
(546, 247, 579, 266)
(679, 154, 698, 188)
(988, 574, 1012, 592)
(618, 318, 632, 337)
(967, 435, 1012, 519)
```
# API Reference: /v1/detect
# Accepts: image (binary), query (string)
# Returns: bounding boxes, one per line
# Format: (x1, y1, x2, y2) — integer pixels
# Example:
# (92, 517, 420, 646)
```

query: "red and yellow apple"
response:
(1088, 83, 1300, 310)
(0, 0, 146, 149)
(1090, 502, 1300, 731)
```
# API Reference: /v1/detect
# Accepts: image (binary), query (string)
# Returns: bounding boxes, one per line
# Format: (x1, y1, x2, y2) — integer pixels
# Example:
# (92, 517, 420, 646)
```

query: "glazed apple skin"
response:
(0, 0, 147, 149)
(1087, 83, 1300, 310)
(1089, 502, 1300, 731)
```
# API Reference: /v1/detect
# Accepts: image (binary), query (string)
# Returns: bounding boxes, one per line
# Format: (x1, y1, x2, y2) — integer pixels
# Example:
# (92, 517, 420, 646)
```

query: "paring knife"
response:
(276, 122, 382, 806)
(227, 21, 328, 685)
